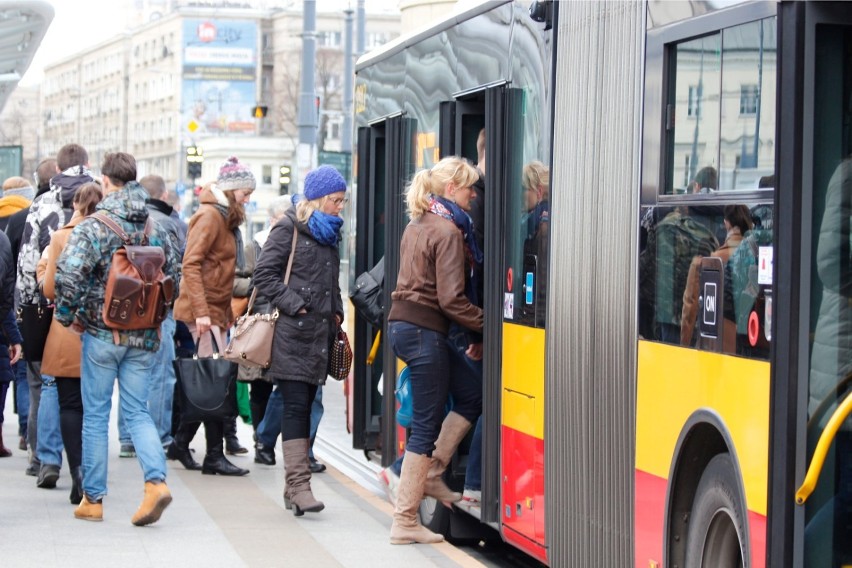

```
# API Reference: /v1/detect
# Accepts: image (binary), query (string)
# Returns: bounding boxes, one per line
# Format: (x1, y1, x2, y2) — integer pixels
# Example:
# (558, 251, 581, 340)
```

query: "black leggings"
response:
(55, 377, 83, 470)
(277, 380, 317, 442)
(249, 381, 273, 432)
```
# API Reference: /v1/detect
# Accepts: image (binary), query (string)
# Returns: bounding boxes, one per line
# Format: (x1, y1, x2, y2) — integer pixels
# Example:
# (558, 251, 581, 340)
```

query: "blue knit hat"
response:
(304, 165, 346, 201)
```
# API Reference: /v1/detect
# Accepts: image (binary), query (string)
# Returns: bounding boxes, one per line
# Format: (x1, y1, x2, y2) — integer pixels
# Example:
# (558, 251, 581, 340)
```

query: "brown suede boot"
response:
(390, 451, 444, 545)
(74, 495, 103, 522)
(424, 412, 471, 503)
(131, 481, 172, 526)
(282, 439, 324, 516)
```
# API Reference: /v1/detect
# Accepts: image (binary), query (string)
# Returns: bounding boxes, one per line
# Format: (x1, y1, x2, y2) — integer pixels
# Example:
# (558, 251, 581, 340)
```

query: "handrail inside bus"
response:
(796, 388, 852, 505)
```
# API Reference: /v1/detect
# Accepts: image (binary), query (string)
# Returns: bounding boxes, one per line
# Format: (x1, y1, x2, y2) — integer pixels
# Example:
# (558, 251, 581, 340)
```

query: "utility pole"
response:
(341, 7, 354, 155)
(297, 0, 318, 191)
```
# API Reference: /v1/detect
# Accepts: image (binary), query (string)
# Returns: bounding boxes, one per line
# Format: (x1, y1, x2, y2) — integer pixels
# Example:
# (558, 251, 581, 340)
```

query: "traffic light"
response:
(279, 165, 291, 195)
(186, 146, 203, 180)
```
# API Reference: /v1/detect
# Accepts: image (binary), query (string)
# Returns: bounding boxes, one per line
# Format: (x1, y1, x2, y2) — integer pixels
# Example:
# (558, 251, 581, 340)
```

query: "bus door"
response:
(488, 84, 549, 552)
(774, 3, 852, 566)
(351, 116, 415, 463)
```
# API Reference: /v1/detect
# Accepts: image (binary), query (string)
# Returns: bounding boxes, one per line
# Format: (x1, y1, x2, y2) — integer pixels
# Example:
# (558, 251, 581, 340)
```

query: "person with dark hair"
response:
(18, 145, 92, 486)
(253, 165, 348, 516)
(680, 204, 752, 348)
(55, 152, 181, 525)
(114, 174, 181, 457)
(171, 157, 255, 476)
(36, 182, 103, 504)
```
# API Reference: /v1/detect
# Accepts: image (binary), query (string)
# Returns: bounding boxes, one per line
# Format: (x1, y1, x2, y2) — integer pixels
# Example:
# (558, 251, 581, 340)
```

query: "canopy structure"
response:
(0, 1, 53, 113)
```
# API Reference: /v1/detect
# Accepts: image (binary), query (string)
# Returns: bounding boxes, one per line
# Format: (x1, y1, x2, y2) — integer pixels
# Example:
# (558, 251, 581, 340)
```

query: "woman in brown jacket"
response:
(171, 157, 254, 476)
(385, 157, 483, 544)
(37, 181, 103, 505)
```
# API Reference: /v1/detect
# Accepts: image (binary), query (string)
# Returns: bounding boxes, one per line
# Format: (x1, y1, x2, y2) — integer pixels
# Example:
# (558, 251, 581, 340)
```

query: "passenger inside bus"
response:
(520, 161, 550, 327)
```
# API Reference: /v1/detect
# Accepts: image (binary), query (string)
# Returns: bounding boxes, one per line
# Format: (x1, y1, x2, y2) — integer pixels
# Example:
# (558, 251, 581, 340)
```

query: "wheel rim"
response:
(701, 509, 744, 568)
(419, 495, 439, 525)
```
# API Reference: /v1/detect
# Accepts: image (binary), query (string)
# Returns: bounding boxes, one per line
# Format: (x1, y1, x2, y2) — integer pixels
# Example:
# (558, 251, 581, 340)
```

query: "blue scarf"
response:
(308, 210, 344, 246)
(428, 195, 483, 304)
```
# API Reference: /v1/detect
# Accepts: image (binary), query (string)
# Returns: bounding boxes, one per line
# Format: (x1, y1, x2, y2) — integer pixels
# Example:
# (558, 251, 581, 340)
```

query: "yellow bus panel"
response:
(635, 340, 771, 515)
(502, 322, 546, 439)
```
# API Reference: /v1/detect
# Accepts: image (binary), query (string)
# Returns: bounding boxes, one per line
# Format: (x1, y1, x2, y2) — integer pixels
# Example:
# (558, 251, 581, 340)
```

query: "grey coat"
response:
(253, 209, 343, 386)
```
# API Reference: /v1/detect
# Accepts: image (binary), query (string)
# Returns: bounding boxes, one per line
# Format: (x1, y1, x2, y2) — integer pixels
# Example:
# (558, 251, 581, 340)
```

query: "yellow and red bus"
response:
(348, 1, 852, 566)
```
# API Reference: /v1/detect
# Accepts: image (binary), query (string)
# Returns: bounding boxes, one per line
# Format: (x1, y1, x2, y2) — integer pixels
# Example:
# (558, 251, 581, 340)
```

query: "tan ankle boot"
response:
(74, 495, 103, 522)
(390, 451, 444, 545)
(282, 439, 324, 516)
(131, 481, 172, 526)
(424, 412, 471, 503)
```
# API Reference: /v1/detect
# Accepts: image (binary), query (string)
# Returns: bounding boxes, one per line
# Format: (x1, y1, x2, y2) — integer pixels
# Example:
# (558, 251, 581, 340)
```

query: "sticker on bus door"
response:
(758, 246, 773, 285)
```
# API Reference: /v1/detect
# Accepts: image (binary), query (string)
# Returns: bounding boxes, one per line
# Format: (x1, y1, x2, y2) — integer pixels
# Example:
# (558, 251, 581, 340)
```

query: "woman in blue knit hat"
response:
(253, 164, 347, 516)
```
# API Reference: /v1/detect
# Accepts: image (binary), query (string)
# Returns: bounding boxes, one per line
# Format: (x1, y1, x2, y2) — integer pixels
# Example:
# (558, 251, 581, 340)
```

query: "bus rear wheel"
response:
(685, 454, 748, 568)
(419, 496, 451, 536)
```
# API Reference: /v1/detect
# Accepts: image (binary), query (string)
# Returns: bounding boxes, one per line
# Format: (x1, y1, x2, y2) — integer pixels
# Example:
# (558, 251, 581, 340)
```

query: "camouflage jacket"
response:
(54, 181, 181, 351)
(16, 166, 93, 305)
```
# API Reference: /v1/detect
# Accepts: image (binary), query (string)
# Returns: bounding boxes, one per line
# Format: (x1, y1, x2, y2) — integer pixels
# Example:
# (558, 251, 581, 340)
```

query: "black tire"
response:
(419, 496, 451, 536)
(685, 454, 749, 568)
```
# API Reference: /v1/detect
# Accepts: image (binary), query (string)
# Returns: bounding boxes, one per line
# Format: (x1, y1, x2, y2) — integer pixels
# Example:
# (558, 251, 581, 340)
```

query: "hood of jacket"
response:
(95, 181, 150, 224)
(50, 165, 94, 209)
(0, 194, 30, 217)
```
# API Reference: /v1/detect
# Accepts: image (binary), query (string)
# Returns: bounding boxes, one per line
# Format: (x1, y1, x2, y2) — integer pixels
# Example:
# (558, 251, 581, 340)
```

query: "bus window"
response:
(639, 201, 773, 359)
(665, 17, 776, 195)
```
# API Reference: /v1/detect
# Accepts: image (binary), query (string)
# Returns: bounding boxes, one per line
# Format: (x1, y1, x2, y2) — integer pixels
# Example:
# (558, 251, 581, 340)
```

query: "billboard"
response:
(182, 19, 257, 135)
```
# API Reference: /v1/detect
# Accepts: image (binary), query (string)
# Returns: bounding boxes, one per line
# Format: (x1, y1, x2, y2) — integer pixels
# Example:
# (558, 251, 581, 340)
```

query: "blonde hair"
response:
(522, 161, 550, 198)
(296, 196, 321, 223)
(405, 157, 479, 220)
(2, 176, 30, 191)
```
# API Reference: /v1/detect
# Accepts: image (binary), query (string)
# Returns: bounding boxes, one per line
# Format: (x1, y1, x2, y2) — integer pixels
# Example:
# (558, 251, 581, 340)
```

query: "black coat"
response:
(253, 209, 343, 386)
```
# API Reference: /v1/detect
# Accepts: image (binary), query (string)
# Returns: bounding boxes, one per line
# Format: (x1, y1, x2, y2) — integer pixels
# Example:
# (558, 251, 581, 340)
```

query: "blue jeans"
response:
(388, 321, 449, 456)
(464, 416, 482, 490)
(81, 334, 166, 500)
(119, 313, 177, 447)
(257, 385, 324, 458)
(389, 323, 483, 475)
(36, 374, 64, 467)
(13, 360, 28, 436)
(148, 312, 176, 447)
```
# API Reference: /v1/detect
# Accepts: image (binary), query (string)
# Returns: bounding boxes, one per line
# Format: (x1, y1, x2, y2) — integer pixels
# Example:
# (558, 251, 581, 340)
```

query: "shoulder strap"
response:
(284, 225, 298, 285)
(91, 212, 131, 244)
(246, 225, 299, 316)
(92, 212, 152, 246)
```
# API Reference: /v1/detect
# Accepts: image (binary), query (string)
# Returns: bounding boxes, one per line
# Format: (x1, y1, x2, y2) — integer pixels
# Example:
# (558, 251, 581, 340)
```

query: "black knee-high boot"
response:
(167, 421, 201, 470)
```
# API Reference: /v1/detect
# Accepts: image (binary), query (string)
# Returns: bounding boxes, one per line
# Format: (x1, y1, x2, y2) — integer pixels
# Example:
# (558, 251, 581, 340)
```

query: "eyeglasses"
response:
(328, 196, 349, 206)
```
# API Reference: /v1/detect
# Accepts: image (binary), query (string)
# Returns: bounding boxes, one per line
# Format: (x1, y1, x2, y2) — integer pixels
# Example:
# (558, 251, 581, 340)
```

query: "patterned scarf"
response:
(308, 210, 344, 246)
(428, 194, 483, 304)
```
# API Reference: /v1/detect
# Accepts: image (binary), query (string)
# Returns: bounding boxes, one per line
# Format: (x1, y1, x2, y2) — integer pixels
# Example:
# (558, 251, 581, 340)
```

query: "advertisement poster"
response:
(182, 19, 257, 135)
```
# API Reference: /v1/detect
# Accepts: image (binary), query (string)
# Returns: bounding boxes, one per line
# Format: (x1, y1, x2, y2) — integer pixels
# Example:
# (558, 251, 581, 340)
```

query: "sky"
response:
(22, 0, 402, 86)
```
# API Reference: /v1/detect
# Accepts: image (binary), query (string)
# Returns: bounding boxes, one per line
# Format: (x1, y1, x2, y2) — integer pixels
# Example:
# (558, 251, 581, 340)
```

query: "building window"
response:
(262, 164, 272, 184)
(687, 85, 700, 118)
(740, 85, 758, 115)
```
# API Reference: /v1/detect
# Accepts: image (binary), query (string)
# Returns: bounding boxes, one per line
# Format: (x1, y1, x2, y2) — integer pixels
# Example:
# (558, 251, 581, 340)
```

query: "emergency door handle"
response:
(796, 389, 852, 505)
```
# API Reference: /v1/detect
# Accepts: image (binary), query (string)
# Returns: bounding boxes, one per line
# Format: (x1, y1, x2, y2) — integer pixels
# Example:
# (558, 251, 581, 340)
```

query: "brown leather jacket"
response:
(173, 186, 237, 328)
(388, 212, 483, 334)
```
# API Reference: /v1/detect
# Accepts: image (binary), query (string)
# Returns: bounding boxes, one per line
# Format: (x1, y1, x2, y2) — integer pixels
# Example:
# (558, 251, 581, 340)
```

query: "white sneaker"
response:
(377, 467, 400, 506)
(462, 489, 481, 505)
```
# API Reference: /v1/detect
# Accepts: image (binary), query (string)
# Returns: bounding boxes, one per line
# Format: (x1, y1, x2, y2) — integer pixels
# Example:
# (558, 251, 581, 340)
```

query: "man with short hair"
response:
(18, 145, 92, 486)
(55, 152, 181, 525)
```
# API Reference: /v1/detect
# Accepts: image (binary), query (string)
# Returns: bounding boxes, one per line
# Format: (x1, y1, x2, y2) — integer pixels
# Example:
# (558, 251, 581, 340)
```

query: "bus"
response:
(347, 1, 852, 566)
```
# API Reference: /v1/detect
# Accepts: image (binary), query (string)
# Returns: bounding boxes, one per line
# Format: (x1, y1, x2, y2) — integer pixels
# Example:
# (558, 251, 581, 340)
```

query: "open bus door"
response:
(772, 3, 852, 566)
(351, 115, 415, 463)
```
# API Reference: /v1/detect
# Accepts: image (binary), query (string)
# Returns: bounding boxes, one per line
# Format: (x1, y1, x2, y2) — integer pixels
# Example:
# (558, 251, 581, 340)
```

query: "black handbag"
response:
(349, 257, 384, 328)
(19, 303, 54, 362)
(173, 333, 238, 423)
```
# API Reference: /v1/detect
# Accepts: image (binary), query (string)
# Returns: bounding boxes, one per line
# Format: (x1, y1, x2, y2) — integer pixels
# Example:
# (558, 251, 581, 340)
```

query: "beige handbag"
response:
(225, 226, 297, 369)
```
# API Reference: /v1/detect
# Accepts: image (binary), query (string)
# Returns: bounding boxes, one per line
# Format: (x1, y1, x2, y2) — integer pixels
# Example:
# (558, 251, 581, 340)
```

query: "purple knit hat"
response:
(217, 156, 256, 191)
(304, 165, 346, 201)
